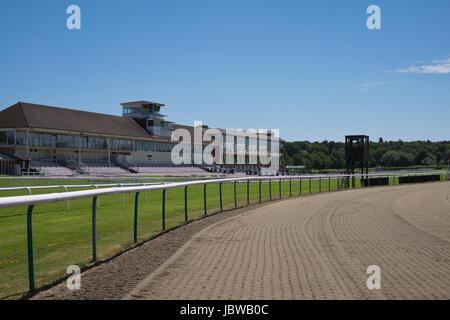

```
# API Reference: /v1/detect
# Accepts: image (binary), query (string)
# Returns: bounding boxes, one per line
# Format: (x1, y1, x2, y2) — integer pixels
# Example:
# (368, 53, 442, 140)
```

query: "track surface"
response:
(34, 182, 450, 300)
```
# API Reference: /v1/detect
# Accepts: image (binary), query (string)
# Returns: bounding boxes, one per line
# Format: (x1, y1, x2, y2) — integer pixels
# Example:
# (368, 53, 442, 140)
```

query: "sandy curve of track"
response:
(33, 182, 450, 300)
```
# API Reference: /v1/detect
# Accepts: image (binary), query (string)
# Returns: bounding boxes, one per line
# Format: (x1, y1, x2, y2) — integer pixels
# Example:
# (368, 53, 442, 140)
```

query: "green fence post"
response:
(309, 178, 312, 194)
(234, 181, 237, 207)
(259, 180, 262, 202)
(328, 177, 331, 191)
(269, 179, 272, 200)
(91, 197, 97, 262)
(319, 177, 321, 192)
(162, 189, 166, 230)
(289, 179, 292, 196)
(204, 184, 207, 216)
(247, 180, 250, 204)
(278, 179, 281, 199)
(26, 205, 35, 291)
(299, 178, 302, 195)
(133, 192, 139, 243)
(219, 182, 223, 211)
(184, 186, 188, 222)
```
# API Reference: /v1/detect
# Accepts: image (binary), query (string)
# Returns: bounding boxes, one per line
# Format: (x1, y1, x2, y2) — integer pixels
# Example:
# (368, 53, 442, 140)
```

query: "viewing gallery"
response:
(0, 101, 280, 175)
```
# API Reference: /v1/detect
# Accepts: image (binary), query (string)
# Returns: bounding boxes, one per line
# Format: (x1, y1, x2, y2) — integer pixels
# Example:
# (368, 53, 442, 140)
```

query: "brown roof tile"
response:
(0, 102, 152, 138)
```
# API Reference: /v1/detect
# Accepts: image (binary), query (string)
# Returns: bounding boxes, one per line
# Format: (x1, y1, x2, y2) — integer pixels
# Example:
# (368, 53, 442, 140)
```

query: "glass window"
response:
(156, 142, 173, 152)
(0, 131, 6, 144)
(136, 141, 155, 152)
(15, 131, 26, 146)
(38, 133, 55, 147)
(7, 131, 14, 145)
(0, 130, 14, 145)
(111, 138, 133, 151)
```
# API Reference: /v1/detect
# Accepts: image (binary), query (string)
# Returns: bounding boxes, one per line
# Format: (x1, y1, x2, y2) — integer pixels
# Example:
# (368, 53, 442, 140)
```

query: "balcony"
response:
(147, 126, 173, 138)
(124, 110, 165, 120)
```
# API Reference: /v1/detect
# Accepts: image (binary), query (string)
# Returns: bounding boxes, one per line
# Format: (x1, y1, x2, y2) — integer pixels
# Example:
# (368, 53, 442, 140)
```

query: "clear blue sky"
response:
(0, 0, 449, 142)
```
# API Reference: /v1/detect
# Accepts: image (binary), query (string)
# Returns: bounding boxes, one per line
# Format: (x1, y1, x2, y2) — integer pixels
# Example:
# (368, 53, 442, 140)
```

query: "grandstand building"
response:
(0, 101, 280, 175)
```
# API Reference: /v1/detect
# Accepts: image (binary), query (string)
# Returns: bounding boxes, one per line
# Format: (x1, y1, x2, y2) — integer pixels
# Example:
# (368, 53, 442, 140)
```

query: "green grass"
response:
(0, 174, 447, 299)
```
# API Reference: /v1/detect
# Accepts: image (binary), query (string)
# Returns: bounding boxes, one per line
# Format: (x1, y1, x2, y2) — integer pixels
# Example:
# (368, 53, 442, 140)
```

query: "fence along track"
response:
(0, 172, 447, 293)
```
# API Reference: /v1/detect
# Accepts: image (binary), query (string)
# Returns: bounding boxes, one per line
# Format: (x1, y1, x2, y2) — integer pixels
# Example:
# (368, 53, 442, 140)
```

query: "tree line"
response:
(281, 138, 450, 170)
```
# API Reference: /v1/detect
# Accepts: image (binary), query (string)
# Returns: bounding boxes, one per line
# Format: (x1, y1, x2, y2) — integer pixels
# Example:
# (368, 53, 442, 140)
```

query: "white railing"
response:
(0, 176, 205, 188)
(0, 172, 445, 209)
(0, 181, 169, 212)
(0, 173, 377, 208)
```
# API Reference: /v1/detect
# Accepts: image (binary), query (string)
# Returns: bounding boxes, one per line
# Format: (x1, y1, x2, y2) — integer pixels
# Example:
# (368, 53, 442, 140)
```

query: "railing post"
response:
(219, 183, 223, 211)
(309, 178, 312, 194)
(259, 180, 262, 202)
(289, 179, 292, 197)
(134, 192, 139, 243)
(328, 177, 331, 191)
(63, 186, 70, 212)
(184, 186, 188, 222)
(120, 183, 125, 206)
(319, 177, 321, 192)
(204, 184, 207, 216)
(91, 197, 97, 262)
(247, 180, 250, 204)
(299, 178, 302, 195)
(269, 179, 272, 200)
(279, 179, 282, 199)
(234, 181, 237, 207)
(162, 189, 166, 231)
(26, 205, 35, 292)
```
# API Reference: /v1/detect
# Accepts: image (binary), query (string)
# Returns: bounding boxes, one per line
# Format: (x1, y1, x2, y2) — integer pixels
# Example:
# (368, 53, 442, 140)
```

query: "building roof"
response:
(172, 123, 198, 137)
(120, 101, 165, 107)
(172, 124, 281, 142)
(345, 135, 369, 138)
(0, 102, 152, 138)
(0, 152, 14, 160)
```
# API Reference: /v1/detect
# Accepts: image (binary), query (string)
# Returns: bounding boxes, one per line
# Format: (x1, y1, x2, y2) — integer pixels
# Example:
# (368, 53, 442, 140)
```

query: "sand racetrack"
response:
(33, 181, 450, 300)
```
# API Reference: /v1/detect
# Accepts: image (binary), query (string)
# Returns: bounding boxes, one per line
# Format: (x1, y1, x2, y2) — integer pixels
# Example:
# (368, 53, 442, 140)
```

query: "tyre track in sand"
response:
(124, 181, 450, 300)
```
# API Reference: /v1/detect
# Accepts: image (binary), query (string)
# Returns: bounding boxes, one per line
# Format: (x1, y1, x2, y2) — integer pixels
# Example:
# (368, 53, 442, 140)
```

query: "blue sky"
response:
(0, 0, 449, 142)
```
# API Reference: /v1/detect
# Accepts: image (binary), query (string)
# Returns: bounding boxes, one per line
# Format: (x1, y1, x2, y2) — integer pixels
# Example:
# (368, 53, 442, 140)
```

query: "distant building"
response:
(0, 101, 280, 175)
